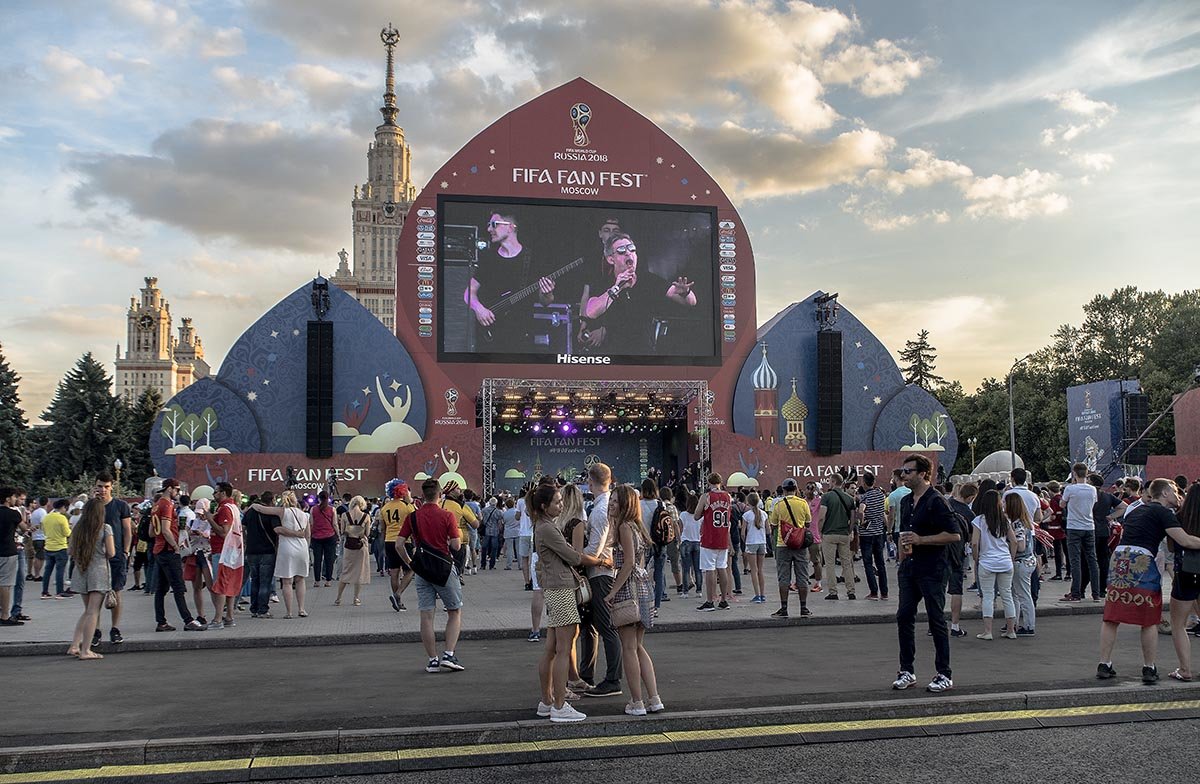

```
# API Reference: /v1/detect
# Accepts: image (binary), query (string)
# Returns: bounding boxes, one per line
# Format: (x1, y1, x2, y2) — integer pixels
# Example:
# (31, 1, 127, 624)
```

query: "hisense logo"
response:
(557, 354, 611, 364)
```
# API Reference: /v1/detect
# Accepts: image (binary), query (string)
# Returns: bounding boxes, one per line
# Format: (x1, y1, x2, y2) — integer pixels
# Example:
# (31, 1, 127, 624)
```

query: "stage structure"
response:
(150, 73, 957, 498)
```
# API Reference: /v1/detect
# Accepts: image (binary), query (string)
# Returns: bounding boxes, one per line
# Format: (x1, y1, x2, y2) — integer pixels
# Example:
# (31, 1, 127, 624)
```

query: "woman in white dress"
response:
(251, 491, 311, 619)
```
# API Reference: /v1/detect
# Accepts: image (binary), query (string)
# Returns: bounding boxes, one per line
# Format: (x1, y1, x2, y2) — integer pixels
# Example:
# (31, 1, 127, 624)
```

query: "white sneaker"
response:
(625, 700, 647, 716)
(647, 696, 665, 713)
(926, 674, 954, 693)
(536, 701, 553, 717)
(892, 671, 917, 690)
(550, 703, 587, 722)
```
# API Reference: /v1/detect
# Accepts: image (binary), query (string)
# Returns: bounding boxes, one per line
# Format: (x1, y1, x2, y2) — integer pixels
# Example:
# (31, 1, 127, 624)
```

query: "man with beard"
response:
(463, 211, 554, 350)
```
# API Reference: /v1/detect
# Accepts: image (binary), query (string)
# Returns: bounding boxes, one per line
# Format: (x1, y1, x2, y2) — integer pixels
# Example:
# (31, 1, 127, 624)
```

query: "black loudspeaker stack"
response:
(816, 330, 843, 455)
(1121, 391, 1149, 465)
(306, 320, 334, 459)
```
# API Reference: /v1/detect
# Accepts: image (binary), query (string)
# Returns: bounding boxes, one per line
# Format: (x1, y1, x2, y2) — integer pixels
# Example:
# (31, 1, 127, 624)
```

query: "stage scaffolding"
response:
(480, 378, 709, 496)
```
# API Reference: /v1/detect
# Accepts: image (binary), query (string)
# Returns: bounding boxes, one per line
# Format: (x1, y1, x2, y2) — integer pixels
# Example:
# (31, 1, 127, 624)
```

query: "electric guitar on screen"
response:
(478, 256, 585, 342)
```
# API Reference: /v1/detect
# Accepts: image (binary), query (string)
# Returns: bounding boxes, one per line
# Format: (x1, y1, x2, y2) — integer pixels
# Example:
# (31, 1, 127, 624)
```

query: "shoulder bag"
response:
(780, 498, 813, 550)
(1180, 547, 1200, 575)
(407, 510, 453, 587)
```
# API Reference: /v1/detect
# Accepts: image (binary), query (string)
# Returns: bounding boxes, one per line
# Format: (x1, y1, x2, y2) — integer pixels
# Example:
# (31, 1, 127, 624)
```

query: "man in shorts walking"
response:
(694, 473, 733, 612)
(397, 479, 465, 673)
(379, 480, 415, 611)
(768, 478, 812, 618)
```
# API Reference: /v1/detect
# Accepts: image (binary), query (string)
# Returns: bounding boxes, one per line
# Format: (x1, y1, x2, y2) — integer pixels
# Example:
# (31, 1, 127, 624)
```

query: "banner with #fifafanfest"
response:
(1066, 379, 1140, 483)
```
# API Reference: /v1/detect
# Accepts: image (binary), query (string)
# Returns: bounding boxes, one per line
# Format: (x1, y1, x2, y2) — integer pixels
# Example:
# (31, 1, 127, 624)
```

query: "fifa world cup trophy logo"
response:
(445, 388, 459, 418)
(570, 102, 591, 147)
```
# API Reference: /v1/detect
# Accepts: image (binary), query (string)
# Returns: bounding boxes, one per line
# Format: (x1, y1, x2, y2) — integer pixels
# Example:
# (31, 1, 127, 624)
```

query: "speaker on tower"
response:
(816, 330, 843, 455)
(306, 320, 334, 459)
(1121, 391, 1149, 465)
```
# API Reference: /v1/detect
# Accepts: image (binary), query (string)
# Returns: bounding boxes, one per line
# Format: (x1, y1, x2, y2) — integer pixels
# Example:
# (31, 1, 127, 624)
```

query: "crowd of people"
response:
(2, 456, 1199, 716)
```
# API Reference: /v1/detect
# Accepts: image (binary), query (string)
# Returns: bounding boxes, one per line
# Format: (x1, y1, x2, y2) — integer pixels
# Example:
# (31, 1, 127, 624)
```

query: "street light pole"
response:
(968, 437, 978, 469)
(1007, 355, 1033, 472)
(114, 458, 123, 496)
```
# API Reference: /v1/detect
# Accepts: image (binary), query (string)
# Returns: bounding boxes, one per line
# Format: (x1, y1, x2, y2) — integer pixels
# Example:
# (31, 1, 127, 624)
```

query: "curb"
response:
(0, 603, 1106, 658)
(1, 680, 1195, 778)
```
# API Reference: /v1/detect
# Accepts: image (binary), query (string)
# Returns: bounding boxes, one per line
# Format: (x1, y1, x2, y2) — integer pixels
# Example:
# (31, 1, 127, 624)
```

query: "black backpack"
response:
(649, 501, 675, 546)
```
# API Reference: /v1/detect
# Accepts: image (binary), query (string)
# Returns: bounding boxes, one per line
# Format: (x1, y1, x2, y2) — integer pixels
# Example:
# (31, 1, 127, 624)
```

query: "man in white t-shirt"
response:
(1059, 463, 1100, 602)
(515, 490, 534, 590)
(1002, 468, 1043, 525)
(29, 497, 49, 580)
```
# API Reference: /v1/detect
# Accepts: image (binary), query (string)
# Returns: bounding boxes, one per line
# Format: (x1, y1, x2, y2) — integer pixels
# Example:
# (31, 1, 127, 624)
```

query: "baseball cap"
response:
(782, 478, 799, 491)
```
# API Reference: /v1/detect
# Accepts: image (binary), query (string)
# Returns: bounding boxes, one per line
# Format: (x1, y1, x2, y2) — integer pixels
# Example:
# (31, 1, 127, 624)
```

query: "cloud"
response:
(0, 126, 19, 143)
(960, 169, 1069, 220)
(180, 289, 262, 307)
(70, 119, 360, 252)
(1073, 152, 1114, 172)
(82, 235, 142, 266)
(287, 64, 373, 114)
(841, 195, 951, 232)
(672, 123, 894, 199)
(817, 39, 934, 97)
(1041, 89, 1117, 146)
(212, 66, 294, 106)
(201, 27, 246, 58)
(42, 47, 122, 103)
(866, 147, 973, 194)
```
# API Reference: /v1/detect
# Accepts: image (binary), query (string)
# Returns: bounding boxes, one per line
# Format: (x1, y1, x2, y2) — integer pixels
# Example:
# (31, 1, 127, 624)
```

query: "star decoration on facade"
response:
(670, 163, 676, 168)
(489, 164, 495, 171)
(705, 189, 711, 195)
(452, 172, 457, 177)
(351, 399, 361, 409)
(362, 386, 372, 396)
(855, 341, 863, 348)
(263, 379, 270, 386)
(440, 181, 449, 189)
(863, 385, 869, 391)
(873, 396, 882, 405)
(655, 156, 663, 164)
(270, 330, 279, 338)
(489, 149, 495, 154)
(292, 329, 300, 336)
(247, 391, 257, 402)
(215, 459, 224, 467)
(690, 194, 697, 200)
(389, 379, 401, 391)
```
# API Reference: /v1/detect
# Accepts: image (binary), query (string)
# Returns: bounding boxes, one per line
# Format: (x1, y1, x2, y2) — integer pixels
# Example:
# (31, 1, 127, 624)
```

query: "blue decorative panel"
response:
(149, 378, 261, 479)
(871, 384, 959, 469)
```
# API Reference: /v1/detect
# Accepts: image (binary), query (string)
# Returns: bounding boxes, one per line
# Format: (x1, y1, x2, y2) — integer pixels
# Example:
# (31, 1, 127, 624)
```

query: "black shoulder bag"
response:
(407, 509, 453, 587)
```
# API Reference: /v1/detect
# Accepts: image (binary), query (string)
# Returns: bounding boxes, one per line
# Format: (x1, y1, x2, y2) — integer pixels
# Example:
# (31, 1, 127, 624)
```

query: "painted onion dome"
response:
(752, 342, 778, 390)
(781, 378, 808, 421)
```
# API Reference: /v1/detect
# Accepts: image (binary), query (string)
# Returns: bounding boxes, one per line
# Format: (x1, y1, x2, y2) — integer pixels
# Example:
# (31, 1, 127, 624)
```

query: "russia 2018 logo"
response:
(570, 102, 591, 147)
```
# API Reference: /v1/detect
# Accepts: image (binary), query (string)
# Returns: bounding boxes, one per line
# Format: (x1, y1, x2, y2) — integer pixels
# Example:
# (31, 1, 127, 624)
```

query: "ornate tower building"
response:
(781, 378, 809, 451)
(114, 277, 208, 402)
(340, 23, 417, 332)
(752, 342, 779, 443)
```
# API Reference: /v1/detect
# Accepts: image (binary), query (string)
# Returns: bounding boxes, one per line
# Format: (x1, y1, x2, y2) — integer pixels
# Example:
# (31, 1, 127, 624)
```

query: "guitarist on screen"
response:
(463, 211, 555, 348)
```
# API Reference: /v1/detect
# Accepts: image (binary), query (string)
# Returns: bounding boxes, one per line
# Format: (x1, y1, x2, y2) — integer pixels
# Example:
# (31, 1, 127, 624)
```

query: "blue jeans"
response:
(859, 534, 888, 597)
(42, 549, 69, 596)
(680, 540, 702, 593)
(1067, 529, 1100, 599)
(481, 535, 501, 569)
(652, 546, 667, 608)
(12, 552, 24, 616)
(246, 553, 276, 615)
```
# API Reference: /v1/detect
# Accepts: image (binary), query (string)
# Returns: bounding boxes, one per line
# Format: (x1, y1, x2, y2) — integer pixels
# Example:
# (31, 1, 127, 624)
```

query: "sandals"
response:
(1168, 668, 1193, 682)
(333, 599, 341, 606)
(298, 610, 309, 617)
(353, 599, 362, 606)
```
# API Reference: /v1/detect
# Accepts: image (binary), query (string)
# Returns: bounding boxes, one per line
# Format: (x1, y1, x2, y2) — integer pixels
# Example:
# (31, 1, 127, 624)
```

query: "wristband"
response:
(607, 285, 621, 300)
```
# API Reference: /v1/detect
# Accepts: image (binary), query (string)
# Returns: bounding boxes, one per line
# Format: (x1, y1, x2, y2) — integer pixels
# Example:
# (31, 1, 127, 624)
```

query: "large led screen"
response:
(438, 197, 719, 366)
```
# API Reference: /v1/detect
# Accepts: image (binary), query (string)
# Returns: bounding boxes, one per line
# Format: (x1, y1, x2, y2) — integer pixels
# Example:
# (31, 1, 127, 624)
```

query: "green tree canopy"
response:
(34, 352, 127, 487)
(898, 329, 946, 391)
(0, 343, 30, 485)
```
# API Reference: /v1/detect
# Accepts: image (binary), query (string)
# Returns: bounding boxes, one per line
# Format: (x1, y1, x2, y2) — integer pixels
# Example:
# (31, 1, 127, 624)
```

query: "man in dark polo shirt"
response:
(893, 454, 960, 693)
(93, 472, 132, 646)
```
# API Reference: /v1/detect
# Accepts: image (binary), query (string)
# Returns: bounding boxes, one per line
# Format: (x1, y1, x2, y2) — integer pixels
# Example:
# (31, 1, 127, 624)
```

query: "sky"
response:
(2, 0, 1198, 422)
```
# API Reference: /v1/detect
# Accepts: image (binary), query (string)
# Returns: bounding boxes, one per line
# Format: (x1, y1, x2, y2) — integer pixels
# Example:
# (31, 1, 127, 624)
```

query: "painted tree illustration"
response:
(181, 413, 203, 450)
(200, 407, 219, 448)
(908, 413, 922, 445)
(161, 404, 186, 448)
(919, 417, 935, 445)
(932, 415, 948, 445)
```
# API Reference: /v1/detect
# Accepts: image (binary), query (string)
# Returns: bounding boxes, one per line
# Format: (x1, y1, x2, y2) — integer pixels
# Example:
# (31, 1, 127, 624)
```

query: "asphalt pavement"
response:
(2, 611, 1193, 749)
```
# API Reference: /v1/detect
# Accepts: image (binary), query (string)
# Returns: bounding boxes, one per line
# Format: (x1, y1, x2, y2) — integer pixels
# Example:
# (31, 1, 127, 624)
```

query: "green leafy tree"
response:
(898, 330, 946, 391)
(34, 353, 127, 486)
(0, 343, 30, 484)
(123, 387, 164, 488)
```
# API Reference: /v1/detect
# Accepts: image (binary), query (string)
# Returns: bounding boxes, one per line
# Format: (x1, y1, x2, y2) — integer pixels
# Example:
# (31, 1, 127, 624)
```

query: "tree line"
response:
(0, 345, 161, 497)
(899, 286, 1200, 481)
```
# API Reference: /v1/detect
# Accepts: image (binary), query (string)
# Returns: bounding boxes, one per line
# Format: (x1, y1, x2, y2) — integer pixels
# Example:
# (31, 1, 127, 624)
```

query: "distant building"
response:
(329, 24, 417, 332)
(114, 277, 209, 402)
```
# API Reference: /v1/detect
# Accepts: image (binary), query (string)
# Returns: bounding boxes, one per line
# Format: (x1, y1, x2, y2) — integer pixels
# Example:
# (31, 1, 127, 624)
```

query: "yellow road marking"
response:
(1, 699, 1197, 783)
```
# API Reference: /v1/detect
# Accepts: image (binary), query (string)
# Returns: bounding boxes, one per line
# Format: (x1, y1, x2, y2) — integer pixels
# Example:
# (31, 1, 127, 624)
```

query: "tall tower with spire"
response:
(752, 342, 780, 443)
(343, 23, 417, 331)
(114, 277, 208, 402)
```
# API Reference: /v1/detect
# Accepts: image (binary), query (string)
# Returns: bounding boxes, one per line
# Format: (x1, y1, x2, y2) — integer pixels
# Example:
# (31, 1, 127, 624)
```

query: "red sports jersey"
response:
(700, 490, 732, 550)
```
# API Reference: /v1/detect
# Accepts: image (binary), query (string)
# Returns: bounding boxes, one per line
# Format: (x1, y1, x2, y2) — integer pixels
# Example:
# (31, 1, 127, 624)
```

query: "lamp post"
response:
(967, 437, 978, 469)
(1007, 354, 1033, 472)
(114, 458, 123, 496)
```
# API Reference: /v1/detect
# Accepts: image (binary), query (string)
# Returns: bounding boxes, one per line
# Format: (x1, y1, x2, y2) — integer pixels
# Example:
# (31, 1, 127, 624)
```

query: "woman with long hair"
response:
(1168, 483, 1200, 680)
(251, 491, 310, 619)
(603, 484, 663, 716)
(66, 499, 114, 660)
(1005, 493, 1038, 636)
(559, 483, 591, 693)
(676, 490, 701, 598)
(334, 496, 372, 606)
(532, 483, 611, 721)
(310, 491, 338, 588)
(970, 489, 1017, 640)
(741, 492, 768, 603)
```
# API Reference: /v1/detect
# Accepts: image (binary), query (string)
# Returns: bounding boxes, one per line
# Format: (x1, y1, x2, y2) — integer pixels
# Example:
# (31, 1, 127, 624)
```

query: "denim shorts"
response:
(517, 536, 533, 558)
(745, 543, 767, 555)
(415, 569, 463, 612)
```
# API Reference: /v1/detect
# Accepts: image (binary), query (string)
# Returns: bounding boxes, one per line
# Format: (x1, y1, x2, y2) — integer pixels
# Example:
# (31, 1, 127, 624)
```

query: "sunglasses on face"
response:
(487, 220, 512, 229)
(612, 244, 636, 255)
(898, 468, 920, 475)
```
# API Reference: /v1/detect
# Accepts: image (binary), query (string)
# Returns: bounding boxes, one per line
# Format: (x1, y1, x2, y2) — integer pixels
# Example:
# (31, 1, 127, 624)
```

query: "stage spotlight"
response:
(531, 423, 543, 433)
(559, 422, 571, 434)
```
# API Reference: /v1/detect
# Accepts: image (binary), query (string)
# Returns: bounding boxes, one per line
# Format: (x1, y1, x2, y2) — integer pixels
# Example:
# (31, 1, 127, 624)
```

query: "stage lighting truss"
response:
(480, 378, 710, 495)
